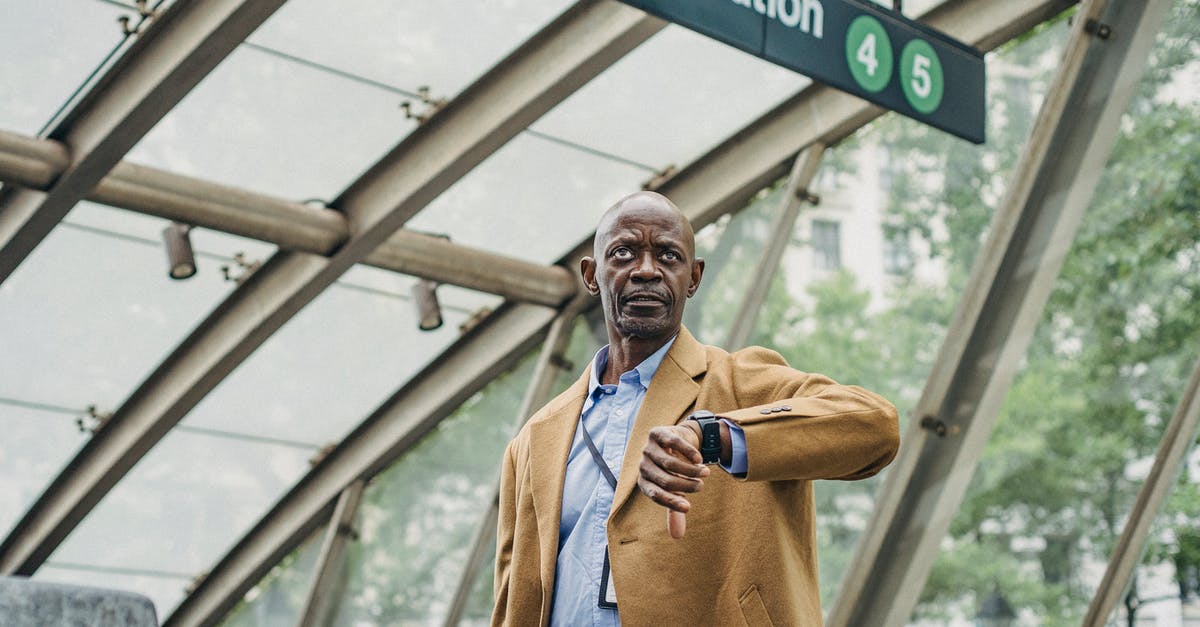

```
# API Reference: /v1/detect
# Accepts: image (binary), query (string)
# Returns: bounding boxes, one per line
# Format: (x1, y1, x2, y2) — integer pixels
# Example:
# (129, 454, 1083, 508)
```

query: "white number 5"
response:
(911, 54, 931, 98)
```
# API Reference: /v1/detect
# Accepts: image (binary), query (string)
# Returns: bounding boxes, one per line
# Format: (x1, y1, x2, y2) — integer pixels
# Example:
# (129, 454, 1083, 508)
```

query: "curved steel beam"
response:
(0, 130, 577, 305)
(169, 2, 1077, 624)
(0, 0, 287, 284)
(0, 0, 663, 581)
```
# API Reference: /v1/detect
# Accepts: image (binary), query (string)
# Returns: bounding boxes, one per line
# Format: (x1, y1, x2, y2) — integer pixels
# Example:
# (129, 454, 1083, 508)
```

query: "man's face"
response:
(582, 196, 704, 342)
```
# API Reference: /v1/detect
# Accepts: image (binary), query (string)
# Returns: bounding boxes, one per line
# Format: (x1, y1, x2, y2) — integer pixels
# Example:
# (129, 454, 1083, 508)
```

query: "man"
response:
(492, 191, 899, 626)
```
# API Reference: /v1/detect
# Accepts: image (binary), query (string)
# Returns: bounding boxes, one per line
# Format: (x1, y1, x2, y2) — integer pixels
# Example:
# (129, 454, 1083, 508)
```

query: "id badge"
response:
(598, 550, 618, 609)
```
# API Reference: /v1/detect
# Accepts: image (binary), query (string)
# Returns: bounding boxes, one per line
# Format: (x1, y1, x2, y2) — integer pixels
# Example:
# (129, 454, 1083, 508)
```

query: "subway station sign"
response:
(619, 0, 986, 143)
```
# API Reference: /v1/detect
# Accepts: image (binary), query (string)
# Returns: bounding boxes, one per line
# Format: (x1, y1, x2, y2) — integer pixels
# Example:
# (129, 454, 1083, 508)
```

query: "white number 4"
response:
(911, 54, 932, 98)
(856, 34, 878, 77)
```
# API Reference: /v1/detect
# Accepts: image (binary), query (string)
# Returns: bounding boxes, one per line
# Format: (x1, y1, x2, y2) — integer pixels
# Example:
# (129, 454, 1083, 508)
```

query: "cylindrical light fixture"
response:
(162, 222, 196, 280)
(413, 279, 443, 331)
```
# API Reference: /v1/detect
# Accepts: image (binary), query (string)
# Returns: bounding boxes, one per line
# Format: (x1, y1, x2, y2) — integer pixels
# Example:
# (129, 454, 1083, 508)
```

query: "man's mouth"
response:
(622, 292, 669, 307)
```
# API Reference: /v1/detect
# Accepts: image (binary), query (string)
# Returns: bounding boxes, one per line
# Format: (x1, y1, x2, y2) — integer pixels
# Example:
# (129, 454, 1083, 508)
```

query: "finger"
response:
(643, 442, 710, 480)
(648, 427, 704, 466)
(668, 509, 687, 539)
(639, 455, 705, 494)
(638, 475, 691, 512)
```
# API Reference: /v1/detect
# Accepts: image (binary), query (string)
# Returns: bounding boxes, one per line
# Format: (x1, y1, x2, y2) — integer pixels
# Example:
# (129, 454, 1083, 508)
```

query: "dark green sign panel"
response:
(618, 0, 986, 143)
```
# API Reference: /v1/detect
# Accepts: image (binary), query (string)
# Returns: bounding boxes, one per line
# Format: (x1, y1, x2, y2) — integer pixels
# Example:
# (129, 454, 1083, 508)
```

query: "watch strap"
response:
(687, 410, 721, 464)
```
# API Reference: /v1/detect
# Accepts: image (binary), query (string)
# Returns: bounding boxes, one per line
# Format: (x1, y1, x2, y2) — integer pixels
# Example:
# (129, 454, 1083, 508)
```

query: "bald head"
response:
(593, 191, 695, 260)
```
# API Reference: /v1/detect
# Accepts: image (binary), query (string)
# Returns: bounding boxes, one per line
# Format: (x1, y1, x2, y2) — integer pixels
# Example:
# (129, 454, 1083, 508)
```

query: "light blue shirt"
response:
(550, 338, 747, 626)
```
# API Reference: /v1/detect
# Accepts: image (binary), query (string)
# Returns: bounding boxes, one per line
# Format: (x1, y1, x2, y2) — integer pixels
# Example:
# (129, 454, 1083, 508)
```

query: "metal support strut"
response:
(296, 479, 367, 627)
(723, 143, 825, 351)
(1082, 360, 1200, 626)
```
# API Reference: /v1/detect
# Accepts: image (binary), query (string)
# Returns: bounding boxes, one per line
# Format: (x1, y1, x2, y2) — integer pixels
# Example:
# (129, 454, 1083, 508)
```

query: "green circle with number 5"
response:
(900, 39, 944, 113)
(845, 16, 892, 93)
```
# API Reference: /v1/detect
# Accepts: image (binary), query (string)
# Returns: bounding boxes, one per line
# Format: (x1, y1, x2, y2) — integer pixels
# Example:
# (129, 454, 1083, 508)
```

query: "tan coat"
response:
(492, 327, 899, 626)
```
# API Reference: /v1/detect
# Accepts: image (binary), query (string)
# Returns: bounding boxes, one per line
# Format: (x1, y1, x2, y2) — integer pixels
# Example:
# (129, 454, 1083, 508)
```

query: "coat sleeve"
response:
(717, 346, 900, 483)
(491, 439, 518, 626)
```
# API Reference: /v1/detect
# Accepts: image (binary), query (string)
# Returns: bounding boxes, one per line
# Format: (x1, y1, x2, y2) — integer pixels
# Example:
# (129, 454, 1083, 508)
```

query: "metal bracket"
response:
(794, 188, 821, 205)
(458, 306, 493, 335)
(334, 522, 359, 542)
(919, 416, 949, 437)
(549, 353, 575, 372)
(400, 86, 448, 124)
(76, 405, 113, 435)
(220, 252, 262, 285)
(184, 571, 208, 596)
(1085, 19, 1112, 40)
(308, 443, 336, 468)
(117, 1, 159, 36)
(641, 164, 678, 191)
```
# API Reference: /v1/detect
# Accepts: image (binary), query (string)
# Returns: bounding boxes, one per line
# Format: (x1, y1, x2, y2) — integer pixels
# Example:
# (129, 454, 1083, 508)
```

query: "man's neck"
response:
(601, 333, 673, 385)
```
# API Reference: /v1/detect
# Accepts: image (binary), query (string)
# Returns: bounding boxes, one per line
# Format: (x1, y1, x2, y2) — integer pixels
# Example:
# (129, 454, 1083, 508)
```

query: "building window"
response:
(883, 231, 913, 275)
(811, 219, 841, 270)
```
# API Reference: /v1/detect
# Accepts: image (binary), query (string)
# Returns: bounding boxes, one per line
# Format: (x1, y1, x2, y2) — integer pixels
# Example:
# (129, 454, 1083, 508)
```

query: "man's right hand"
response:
(638, 424, 710, 538)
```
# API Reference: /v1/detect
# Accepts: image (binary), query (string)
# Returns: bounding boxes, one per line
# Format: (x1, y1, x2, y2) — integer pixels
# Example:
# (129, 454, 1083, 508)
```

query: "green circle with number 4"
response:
(845, 16, 892, 93)
(900, 39, 944, 113)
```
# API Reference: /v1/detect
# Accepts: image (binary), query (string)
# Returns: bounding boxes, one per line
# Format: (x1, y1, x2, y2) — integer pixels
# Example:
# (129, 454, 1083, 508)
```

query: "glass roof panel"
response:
(243, 0, 576, 102)
(0, 1, 131, 134)
(126, 0, 575, 201)
(531, 23, 809, 174)
(125, 43, 410, 202)
(0, 405, 88, 538)
(43, 428, 314, 618)
(407, 131, 650, 265)
(0, 201, 235, 415)
(175, 264, 476, 446)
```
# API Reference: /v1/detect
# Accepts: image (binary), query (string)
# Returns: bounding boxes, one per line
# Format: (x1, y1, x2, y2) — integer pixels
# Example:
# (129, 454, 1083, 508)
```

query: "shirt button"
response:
(760, 409, 771, 415)
(782, 406, 792, 411)
(615, 409, 624, 416)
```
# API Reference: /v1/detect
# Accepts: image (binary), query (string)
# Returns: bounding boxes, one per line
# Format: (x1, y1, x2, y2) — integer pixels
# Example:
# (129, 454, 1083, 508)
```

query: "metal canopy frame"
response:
(158, 1, 1079, 625)
(827, 0, 1173, 624)
(0, 130, 577, 306)
(0, 0, 287, 284)
(0, 0, 664, 581)
(1083, 360, 1200, 625)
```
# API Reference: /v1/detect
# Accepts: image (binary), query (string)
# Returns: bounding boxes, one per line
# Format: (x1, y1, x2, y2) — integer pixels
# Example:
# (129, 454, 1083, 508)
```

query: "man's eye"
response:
(661, 250, 680, 261)
(612, 247, 633, 259)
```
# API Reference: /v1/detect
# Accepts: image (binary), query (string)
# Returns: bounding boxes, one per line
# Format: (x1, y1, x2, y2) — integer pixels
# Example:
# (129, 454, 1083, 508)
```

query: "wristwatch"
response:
(687, 410, 722, 464)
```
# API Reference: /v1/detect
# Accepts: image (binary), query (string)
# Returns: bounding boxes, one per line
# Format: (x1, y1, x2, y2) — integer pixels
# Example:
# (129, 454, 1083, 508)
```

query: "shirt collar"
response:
(585, 334, 677, 403)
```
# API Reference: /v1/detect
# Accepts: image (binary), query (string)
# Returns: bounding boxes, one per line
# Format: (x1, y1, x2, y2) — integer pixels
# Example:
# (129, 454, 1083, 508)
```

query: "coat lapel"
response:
(528, 369, 588, 603)
(610, 327, 708, 515)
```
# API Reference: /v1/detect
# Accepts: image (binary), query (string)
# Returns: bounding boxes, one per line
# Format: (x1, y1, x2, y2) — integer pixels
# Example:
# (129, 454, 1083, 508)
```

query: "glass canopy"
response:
(1, 1, 1196, 626)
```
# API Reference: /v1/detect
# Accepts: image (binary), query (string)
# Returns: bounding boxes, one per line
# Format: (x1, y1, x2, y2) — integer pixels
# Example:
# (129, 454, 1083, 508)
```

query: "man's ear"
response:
(580, 256, 600, 295)
(687, 258, 705, 298)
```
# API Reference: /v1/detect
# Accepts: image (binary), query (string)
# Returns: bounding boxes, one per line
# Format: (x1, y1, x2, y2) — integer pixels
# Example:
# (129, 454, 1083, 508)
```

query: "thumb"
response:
(668, 508, 687, 539)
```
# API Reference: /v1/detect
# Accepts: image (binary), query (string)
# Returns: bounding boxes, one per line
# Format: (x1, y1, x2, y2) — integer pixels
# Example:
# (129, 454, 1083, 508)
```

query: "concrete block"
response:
(0, 576, 158, 627)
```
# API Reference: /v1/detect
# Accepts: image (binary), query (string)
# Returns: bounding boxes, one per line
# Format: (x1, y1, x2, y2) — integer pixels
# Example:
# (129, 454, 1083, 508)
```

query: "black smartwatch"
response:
(687, 410, 722, 465)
